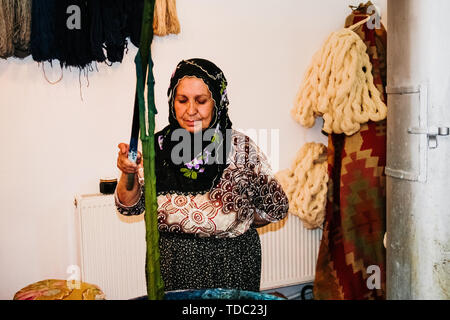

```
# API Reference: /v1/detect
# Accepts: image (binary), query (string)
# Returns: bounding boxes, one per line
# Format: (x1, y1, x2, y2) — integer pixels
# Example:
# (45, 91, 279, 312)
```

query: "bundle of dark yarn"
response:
(55, 0, 92, 69)
(124, 0, 144, 48)
(30, 0, 145, 69)
(5, 0, 180, 69)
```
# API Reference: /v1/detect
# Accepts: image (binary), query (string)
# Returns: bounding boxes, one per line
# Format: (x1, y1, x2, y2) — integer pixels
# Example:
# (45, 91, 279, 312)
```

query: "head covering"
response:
(155, 58, 233, 195)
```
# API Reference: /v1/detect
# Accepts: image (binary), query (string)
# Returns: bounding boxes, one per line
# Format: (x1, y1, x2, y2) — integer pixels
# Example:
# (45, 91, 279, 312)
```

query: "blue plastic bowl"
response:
(131, 288, 285, 300)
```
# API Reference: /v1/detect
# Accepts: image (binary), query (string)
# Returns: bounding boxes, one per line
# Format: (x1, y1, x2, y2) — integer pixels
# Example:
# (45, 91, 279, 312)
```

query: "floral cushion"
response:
(14, 279, 105, 300)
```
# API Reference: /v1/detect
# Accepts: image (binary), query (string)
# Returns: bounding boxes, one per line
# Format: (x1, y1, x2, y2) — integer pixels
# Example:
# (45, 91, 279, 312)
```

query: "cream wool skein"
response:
(276, 142, 328, 229)
(291, 26, 387, 136)
(153, 0, 181, 36)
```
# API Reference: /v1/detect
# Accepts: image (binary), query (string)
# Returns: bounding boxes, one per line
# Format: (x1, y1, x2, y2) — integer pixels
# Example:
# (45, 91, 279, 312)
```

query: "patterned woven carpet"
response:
(313, 3, 387, 300)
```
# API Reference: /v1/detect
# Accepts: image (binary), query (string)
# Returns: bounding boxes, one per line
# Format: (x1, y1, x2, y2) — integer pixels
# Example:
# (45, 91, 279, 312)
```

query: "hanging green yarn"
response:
(134, 0, 165, 300)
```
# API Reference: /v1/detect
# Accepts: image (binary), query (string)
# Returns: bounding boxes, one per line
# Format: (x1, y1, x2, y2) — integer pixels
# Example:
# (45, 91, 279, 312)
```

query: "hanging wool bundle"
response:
(31, 0, 60, 62)
(13, 0, 32, 58)
(125, 0, 144, 48)
(275, 142, 328, 229)
(89, 0, 106, 63)
(153, 0, 167, 36)
(31, 0, 127, 68)
(0, 0, 15, 58)
(55, 0, 93, 69)
(153, 0, 180, 36)
(101, 0, 128, 63)
(165, 0, 180, 35)
(0, 0, 32, 59)
(291, 27, 387, 136)
(28, 0, 181, 74)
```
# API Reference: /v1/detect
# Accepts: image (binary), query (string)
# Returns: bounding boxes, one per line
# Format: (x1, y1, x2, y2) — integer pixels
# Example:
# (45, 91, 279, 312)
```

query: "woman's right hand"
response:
(117, 143, 143, 174)
(116, 143, 143, 206)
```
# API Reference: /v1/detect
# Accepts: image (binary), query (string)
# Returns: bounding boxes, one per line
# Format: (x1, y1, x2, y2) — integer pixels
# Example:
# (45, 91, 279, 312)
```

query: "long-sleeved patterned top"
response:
(115, 129, 289, 238)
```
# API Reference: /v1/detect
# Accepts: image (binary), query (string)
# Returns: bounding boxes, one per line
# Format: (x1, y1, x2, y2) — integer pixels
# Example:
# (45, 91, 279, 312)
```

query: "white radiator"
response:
(74, 194, 322, 299)
(258, 214, 322, 290)
(74, 194, 147, 300)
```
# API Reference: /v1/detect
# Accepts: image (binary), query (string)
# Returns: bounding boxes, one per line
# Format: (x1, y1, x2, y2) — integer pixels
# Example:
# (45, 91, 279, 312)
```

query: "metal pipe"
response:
(386, 0, 450, 299)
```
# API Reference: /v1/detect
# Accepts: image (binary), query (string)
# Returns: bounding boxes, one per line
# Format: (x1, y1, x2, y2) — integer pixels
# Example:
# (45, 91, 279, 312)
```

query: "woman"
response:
(115, 58, 289, 292)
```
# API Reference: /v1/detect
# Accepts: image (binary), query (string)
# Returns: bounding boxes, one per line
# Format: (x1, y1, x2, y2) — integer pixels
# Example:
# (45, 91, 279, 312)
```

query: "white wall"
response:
(0, 0, 386, 299)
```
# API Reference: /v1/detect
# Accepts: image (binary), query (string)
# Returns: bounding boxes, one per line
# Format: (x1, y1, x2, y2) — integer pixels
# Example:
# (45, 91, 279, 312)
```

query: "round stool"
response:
(14, 279, 105, 300)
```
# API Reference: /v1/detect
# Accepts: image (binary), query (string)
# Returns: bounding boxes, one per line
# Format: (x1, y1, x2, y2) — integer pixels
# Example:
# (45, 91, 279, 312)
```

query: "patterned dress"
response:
(115, 130, 289, 291)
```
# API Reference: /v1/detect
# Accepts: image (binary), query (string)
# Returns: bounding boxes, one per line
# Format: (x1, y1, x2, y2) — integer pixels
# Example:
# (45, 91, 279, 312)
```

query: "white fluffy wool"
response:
(276, 142, 328, 229)
(291, 27, 387, 136)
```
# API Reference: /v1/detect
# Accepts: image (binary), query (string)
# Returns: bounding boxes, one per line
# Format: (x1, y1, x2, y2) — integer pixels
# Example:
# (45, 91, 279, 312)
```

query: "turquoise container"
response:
(164, 288, 285, 300)
(131, 288, 285, 300)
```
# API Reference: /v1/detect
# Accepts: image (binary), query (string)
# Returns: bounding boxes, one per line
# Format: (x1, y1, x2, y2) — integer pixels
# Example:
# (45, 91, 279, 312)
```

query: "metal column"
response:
(386, 0, 450, 299)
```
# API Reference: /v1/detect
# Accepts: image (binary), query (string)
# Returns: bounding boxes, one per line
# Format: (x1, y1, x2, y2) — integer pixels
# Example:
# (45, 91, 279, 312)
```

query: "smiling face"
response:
(174, 77, 215, 133)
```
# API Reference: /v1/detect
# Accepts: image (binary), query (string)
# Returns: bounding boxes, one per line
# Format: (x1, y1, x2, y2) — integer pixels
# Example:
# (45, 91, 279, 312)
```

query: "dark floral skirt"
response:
(159, 228, 261, 292)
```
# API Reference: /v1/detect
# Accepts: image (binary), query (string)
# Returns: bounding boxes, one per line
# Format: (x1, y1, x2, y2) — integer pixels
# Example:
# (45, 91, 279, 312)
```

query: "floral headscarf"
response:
(155, 58, 233, 195)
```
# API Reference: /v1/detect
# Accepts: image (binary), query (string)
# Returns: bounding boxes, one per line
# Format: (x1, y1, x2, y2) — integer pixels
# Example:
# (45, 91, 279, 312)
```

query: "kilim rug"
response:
(313, 2, 387, 300)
